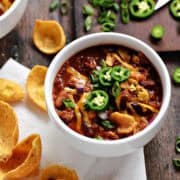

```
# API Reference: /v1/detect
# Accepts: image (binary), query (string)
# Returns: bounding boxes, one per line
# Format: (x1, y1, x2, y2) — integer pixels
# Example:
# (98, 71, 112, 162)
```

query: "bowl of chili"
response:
(45, 33, 171, 157)
(0, 0, 27, 38)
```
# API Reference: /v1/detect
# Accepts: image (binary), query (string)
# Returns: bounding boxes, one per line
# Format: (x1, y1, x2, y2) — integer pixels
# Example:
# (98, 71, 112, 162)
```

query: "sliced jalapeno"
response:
(111, 66, 130, 82)
(112, 81, 121, 98)
(151, 25, 165, 40)
(86, 90, 109, 111)
(170, 0, 180, 20)
(129, 0, 155, 19)
(99, 67, 113, 86)
(173, 67, 180, 84)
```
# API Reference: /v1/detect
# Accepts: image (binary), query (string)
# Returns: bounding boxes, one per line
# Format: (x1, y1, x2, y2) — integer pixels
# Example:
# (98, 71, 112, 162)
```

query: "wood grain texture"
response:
(145, 51, 180, 180)
(74, 1, 180, 52)
(0, 1, 180, 180)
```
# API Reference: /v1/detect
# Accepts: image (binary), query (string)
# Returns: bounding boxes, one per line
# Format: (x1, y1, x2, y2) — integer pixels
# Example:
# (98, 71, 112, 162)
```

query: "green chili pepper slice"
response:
(150, 25, 165, 40)
(83, 4, 94, 16)
(111, 66, 130, 82)
(63, 99, 75, 109)
(86, 90, 109, 111)
(112, 81, 121, 98)
(173, 158, 180, 169)
(129, 0, 155, 19)
(176, 136, 180, 152)
(170, 0, 180, 20)
(173, 67, 180, 84)
(99, 67, 113, 86)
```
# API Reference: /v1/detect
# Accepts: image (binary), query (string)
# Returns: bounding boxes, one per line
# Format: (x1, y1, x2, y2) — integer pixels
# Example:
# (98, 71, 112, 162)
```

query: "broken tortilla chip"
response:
(0, 134, 42, 180)
(0, 100, 19, 163)
(26, 65, 47, 111)
(40, 164, 79, 180)
(0, 78, 24, 103)
(33, 20, 66, 54)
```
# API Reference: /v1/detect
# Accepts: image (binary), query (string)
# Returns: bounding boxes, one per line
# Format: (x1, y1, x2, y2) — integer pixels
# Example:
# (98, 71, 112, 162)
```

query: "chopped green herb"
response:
(63, 99, 75, 109)
(49, 0, 59, 12)
(94, 135, 103, 140)
(83, 4, 94, 16)
(101, 120, 115, 129)
(84, 16, 93, 31)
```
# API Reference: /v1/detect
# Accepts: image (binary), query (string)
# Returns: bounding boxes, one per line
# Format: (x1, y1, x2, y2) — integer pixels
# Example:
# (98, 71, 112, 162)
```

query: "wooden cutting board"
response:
(74, 1, 180, 52)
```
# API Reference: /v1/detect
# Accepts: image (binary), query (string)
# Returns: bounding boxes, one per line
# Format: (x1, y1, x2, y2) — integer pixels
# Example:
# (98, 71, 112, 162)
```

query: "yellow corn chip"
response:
(0, 100, 19, 163)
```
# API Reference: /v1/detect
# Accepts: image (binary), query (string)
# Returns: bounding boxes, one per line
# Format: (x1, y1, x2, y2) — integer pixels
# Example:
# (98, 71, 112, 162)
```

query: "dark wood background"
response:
(0, 1, 180, 179)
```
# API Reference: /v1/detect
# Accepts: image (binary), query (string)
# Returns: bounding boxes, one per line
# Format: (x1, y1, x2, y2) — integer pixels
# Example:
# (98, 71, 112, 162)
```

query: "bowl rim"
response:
(45, 32, 171, 145)
(0, 0, 21, 21)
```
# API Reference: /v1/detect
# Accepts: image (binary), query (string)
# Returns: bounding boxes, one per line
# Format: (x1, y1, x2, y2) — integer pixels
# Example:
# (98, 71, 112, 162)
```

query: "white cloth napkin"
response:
(0, 59, 147, 180)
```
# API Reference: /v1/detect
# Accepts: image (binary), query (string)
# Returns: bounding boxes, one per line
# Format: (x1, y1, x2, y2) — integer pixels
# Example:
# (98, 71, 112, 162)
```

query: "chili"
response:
(86, 90, 109, 111)
(129, 0, 155, 19)
(99, 67, 113, 86)
(169, 0, 180, 20)
(173, 67, 180, 84)
(111, 66, 130, 82)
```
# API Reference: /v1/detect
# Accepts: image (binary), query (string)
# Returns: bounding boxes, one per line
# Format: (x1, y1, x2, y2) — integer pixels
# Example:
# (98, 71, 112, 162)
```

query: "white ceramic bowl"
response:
(45, 33, 171, 157)
(0, 0, 27, 38)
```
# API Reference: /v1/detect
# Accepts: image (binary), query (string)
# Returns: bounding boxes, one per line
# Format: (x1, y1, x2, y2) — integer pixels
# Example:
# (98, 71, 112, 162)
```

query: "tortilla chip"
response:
(33, 20, 66, 54)
(0, 134, 42, 180)
(0, 100, 19, 163)
(26, 65, 47, 111)
(40, 164, 79, 180)
(0, 78, 24, 103)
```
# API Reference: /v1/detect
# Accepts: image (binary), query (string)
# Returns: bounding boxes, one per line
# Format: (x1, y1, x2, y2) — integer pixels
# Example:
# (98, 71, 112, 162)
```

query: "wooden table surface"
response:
(0, 1, 180, 180)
